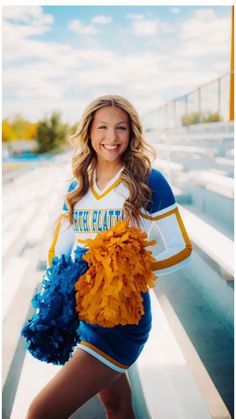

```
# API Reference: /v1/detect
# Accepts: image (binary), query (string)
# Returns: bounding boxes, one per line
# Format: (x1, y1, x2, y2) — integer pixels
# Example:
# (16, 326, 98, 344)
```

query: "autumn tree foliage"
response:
(2, 115, 36, 142)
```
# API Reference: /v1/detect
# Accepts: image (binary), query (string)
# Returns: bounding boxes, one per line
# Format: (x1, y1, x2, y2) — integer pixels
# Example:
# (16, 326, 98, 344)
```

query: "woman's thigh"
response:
(26, 348, 121, 419)
(98, 373, 133, 412)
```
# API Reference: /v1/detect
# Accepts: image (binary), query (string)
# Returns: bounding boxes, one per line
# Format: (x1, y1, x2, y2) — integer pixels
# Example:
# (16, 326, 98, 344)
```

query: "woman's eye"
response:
(98, 126, 126, 130)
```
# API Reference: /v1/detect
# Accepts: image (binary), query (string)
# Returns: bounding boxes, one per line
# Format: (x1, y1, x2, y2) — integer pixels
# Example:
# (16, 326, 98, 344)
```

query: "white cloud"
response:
(68, 19, 98, 34)
(2, 6, 231, 123)
(91, 15, 112, 25)
(2, 6, 53, 25)
(194, 9, 217, 20)
(126, 13, 171, 37)
(178, 8, 230, 57)
(2, 6, 54, 37)
(3, 66, 63, 101)
(171, 7, 180, 14)
(126, 13, 144, 21)
(133, 18, 161, 36)
(68, 14, 112, 34)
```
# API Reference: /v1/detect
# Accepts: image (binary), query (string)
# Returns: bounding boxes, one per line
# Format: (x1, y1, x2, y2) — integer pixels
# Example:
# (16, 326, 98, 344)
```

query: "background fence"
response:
(142, 72, 232, 131)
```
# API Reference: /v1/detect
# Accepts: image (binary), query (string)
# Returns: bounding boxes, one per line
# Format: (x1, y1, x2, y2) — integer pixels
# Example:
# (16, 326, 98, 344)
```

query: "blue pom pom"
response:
(21, 248, 88, 365)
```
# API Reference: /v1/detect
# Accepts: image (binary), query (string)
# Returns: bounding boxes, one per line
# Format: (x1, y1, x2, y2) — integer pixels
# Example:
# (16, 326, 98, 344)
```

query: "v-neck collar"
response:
(91, 166, 124, 200)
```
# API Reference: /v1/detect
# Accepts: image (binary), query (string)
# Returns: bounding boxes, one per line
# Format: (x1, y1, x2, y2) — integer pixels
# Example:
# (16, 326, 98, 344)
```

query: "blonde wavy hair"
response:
(64, 94, 156, 226)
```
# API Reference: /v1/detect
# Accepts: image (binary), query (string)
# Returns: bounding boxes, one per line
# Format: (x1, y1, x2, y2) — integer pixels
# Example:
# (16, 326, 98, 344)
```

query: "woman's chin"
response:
(98, 152, 123, 163)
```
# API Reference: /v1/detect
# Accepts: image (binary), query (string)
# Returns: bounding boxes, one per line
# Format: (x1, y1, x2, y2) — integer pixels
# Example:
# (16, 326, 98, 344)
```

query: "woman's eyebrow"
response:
(97, 121, 128, 124)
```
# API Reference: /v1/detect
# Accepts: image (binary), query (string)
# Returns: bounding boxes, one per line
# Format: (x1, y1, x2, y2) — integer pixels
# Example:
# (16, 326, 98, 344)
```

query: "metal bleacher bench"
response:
(166, 131, 233, 143)
(180, 206, 233, 278)
(154, 144, 218, 159)
(153, 158, 184, 172)
(188, 170, 234, 200)
(130, 290, 231, 419)
(130, 205, 233, 419)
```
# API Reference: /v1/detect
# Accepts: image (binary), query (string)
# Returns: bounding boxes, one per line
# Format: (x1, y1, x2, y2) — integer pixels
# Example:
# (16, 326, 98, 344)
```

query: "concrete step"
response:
(155, 270, 234, 418)
(3, 256, 30, 320)
(179, 206, 234, 278)
(131, 291, 217, 419)
(158, 293, 232, 419)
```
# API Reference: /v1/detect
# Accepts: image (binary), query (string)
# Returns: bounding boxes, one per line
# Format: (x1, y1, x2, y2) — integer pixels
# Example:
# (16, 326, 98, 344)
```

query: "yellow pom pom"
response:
(74, 220, 158, 327)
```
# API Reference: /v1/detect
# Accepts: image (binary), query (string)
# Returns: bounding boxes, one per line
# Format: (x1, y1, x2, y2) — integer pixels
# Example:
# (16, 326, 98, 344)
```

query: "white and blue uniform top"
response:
(49, 166, 192, 277)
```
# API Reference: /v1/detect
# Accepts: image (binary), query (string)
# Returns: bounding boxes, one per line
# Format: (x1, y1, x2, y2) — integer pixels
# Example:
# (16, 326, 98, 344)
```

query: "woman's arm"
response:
(47, 216, 75, 267)
(47, 180, 77, 267)
(147, 169, 192, 276)
(150, 203, 192, 275)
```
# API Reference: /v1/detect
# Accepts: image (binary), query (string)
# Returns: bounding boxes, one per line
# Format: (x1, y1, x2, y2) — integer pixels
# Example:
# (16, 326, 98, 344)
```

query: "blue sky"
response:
(3, 5, 231, 124)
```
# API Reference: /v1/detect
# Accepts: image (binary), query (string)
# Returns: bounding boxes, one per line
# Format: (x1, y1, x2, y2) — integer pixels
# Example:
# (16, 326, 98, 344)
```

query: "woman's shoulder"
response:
(146, 167, 177, 214)
(148, 167, 168, 185)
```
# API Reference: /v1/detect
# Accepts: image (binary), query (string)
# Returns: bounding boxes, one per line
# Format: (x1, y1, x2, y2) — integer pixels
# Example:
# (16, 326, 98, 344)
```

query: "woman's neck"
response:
(95, 160, 124, 181)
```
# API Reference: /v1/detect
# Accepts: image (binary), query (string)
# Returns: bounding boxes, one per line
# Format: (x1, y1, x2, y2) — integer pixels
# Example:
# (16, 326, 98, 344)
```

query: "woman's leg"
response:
(98, 373, 135, 419)
(25, 348, 121, 419)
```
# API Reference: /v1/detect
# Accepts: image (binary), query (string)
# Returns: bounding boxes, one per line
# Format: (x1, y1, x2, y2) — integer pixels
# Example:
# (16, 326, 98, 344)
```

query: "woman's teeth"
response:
(102, 145, 120, 150)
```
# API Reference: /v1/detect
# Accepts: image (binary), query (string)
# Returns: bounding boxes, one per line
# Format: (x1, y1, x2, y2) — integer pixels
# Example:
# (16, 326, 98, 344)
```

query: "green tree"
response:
(36, 112, 69, 153)
(69, 122, 79, 135)
(203, 112, 221, 123)
(181, 112, 203, 126)
(182, 111, 221, 126)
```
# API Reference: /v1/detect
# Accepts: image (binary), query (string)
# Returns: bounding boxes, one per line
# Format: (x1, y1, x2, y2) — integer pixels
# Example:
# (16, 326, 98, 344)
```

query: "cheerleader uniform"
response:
(48, 166, 192, 373)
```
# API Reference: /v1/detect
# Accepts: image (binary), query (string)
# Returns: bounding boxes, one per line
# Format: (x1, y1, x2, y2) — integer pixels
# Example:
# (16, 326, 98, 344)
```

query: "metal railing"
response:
(142, 72, 232, 131)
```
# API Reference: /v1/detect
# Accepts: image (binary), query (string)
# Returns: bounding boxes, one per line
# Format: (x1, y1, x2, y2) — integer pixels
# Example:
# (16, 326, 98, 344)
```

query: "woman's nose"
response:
(106, 128, 117, 141)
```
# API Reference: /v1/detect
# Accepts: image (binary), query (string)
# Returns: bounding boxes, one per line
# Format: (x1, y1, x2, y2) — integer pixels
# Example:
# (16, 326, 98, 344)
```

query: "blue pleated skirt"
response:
(76, 290, 152, 373)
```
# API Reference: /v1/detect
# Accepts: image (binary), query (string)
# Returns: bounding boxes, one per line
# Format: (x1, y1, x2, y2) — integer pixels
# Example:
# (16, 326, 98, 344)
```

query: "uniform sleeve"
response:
(147, 169, 192, 276)
(47, 180, 77, 267)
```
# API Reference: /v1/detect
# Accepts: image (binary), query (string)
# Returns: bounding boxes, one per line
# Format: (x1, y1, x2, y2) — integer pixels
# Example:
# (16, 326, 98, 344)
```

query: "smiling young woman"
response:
(23, 94, 192, 419)
(89, 106, 130, 190)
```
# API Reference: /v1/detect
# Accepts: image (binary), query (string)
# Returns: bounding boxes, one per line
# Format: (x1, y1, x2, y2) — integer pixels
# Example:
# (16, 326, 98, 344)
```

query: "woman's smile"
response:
(101, 144, 121, 151)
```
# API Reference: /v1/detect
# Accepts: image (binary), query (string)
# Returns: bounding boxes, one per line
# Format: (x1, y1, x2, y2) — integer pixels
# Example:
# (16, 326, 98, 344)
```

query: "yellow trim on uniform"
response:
(151, 207, 192, 271)
(138, 206, 177, 221)
(47, 215, 64, 267)
(79, 341, 129, 369)
(175, 207, 192, 248)
(90, 178, 122, 200)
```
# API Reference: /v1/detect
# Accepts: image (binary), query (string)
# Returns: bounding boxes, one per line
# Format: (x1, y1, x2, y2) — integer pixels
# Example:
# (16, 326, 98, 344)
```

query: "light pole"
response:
(230, 5, 234, 121)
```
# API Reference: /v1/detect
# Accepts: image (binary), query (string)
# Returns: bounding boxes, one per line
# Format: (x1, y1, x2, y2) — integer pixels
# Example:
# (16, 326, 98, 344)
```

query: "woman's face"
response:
(89, 106, 130, 165)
